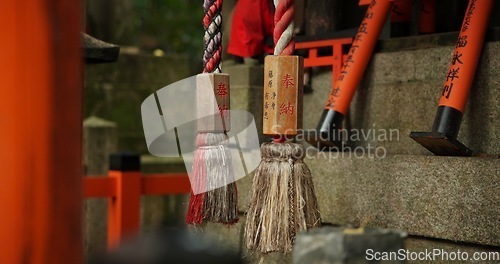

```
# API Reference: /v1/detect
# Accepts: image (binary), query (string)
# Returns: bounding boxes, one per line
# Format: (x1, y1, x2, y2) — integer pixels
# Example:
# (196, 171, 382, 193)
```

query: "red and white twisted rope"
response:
(273, 0, 294, 56)
(203, 0, 223, 73)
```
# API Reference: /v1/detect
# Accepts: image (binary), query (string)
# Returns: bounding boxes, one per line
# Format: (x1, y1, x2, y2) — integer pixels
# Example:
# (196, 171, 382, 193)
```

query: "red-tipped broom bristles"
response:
(186, 0, 238, 225)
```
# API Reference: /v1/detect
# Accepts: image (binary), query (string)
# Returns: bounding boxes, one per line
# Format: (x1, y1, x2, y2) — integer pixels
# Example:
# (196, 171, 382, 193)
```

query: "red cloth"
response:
(227, 0, 274, 58)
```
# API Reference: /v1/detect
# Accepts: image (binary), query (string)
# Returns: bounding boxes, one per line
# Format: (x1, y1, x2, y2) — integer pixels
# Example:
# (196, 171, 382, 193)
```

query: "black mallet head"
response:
(410, 132, 472, 156)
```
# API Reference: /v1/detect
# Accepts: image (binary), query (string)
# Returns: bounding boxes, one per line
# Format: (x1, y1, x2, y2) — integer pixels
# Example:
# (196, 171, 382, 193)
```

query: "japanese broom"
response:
(245, 0, 321, 253)
(186, 0, 238, 225)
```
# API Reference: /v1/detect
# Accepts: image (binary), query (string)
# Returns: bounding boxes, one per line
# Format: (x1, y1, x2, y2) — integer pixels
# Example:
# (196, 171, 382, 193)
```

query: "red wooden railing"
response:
(83, 170, 190, 249)
(295, 38, 353, 90)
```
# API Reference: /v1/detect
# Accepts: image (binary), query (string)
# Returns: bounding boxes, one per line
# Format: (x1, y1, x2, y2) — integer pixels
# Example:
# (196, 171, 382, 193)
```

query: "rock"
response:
(293, 227, 406, 264)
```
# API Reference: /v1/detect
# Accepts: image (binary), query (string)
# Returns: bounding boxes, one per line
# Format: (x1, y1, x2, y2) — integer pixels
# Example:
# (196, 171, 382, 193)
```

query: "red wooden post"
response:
(295, 38, 353, 101)
(0, 0, 83, 263)
(107, 153, 142, 249)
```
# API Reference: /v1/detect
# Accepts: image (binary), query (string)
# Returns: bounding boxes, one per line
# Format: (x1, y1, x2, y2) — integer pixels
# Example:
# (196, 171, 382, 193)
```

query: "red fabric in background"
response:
(227, 0, 274, 57)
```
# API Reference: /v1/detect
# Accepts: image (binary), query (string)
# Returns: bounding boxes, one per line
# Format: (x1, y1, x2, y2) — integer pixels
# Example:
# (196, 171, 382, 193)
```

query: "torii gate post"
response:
(0, 1, 83, 263)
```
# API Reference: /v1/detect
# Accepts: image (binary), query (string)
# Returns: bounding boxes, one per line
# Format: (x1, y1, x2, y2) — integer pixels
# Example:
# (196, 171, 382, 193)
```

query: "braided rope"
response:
(203, 0, 223, 73)
(273, 0, 294, 55)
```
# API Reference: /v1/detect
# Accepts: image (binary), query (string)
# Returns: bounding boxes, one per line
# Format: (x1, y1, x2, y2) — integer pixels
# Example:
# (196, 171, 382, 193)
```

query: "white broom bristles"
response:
(201, 133, 238, 224)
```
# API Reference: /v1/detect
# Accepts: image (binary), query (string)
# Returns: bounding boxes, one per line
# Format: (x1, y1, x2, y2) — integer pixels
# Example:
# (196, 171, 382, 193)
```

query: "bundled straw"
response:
(245, 142, 320, 253)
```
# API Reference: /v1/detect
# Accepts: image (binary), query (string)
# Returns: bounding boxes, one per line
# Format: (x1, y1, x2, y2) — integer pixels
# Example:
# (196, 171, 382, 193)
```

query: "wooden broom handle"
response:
(438, 0, 493, 113)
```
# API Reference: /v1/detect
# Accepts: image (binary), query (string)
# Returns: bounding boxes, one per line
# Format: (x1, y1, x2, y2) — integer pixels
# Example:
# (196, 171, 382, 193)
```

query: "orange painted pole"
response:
(410, 0, 493, 156)
(0, 0, 83, 263)
(295, 39, 352, 96)
(438, 0, 492, 113)
(313, 0, 392, 149)
(107, 153, 142, 250)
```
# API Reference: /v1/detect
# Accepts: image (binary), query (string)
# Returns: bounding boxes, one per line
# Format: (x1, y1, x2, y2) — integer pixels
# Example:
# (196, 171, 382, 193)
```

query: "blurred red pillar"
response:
(0, 0, 83, 263)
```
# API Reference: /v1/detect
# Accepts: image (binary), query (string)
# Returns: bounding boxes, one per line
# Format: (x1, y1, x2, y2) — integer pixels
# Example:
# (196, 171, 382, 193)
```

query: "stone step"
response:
(138, 120, 500, 262)
(198, 215, 500, 264)
(235, 154, 500, 248)
(306, 41, 500, 155)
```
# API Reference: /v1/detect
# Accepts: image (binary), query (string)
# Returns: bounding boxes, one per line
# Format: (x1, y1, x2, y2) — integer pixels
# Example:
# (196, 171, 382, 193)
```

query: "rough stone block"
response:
(83, 116, 117, 259)
(367, 50, 416, 84)
(293, 227, 406, 264)
(305, 154, 500, 247)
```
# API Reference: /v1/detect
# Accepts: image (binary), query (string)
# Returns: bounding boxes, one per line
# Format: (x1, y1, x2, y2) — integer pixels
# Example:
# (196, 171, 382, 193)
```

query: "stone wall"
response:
(84, 53, 191, 153)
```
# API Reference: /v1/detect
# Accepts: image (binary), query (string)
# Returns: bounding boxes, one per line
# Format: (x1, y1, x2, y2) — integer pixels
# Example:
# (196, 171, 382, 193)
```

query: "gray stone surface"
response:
(293, 227, 406, 264)
(377, 31, 458, 52)
(405, 238, 500, 264)
(193, 215, 292, 264)
(83, 33, 120, 63)
(83, 116, 117, 260)
(233, 155, 500, 247)
(198, 216, 500, 264)
(306, 154, 500, 247)
(83, 116, 118, 175)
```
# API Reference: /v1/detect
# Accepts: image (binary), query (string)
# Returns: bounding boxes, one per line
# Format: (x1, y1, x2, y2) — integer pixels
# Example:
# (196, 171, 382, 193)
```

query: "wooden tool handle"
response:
(197, 73, 230, 132)
(438, 0, 493, 113)
(263, 55, 303, 136)
(324, 0, 391, 114)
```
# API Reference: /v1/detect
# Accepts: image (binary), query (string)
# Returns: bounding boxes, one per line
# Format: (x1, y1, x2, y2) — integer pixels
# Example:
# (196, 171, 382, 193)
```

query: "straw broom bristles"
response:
(245, 141, 321, 253)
